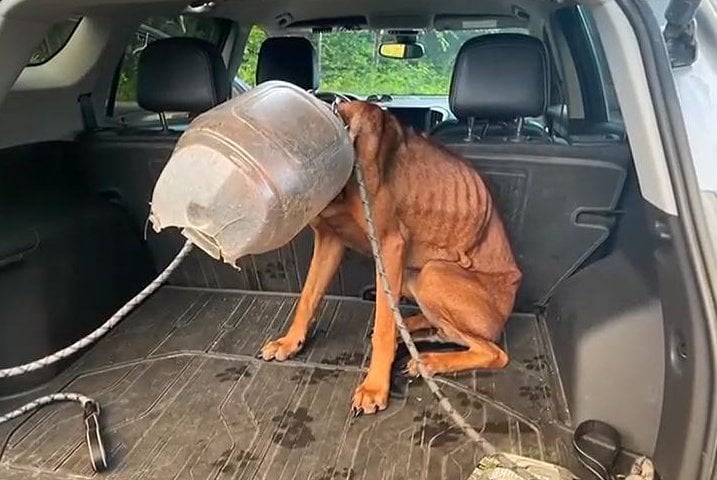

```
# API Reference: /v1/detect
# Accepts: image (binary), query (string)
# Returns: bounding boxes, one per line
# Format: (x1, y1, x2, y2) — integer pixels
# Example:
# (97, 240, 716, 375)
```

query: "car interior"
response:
(0, 0, 695, 478)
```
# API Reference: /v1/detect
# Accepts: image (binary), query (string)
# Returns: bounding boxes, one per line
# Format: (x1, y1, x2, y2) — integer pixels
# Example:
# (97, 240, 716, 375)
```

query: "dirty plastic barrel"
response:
(149, 81, 354, 266)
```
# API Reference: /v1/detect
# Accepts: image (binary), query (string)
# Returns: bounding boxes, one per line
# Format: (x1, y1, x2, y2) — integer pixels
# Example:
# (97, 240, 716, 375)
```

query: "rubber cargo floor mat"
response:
(0, 288, 574, 479)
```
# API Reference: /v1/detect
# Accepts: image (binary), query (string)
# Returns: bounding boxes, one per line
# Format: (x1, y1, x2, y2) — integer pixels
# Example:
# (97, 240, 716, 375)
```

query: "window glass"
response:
(237, 26, 268, 88)
(579, 8, 622, 122)
(238, 26, 530, 96)
(28, 17, 81, 65)
(113, 15, 227, 106)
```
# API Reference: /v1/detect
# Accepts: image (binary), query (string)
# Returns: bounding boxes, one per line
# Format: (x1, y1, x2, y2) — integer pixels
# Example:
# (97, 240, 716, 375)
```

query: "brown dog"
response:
(261, 101, 521, 415)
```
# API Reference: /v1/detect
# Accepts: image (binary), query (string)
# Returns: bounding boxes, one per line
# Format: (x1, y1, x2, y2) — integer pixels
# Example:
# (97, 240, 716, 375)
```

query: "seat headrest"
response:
(256, 37, 319, 90)
(137, 37, 229, 114)
(449, 34, 549, 120)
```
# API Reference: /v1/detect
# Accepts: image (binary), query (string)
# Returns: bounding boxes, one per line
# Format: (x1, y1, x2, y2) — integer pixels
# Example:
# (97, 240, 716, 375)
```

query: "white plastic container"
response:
(149, 81, 354, 266)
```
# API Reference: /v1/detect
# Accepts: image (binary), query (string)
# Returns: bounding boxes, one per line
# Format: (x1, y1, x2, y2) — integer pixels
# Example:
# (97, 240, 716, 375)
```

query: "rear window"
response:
(111, 15, 228, 113)
(28, 17, 81, 65)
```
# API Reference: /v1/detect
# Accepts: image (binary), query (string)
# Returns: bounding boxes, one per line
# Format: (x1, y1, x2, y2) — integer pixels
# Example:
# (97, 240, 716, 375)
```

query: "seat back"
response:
(430, 34, 629, 308)
(256, 37, 319, 90)
(432, 33, 553, 143)
(82, 33, 629, 310)
(81, 36, 333, 289)
(80, 37, 232, 278)
(137, 36, 230, 119)
(448, 143, 628, 308)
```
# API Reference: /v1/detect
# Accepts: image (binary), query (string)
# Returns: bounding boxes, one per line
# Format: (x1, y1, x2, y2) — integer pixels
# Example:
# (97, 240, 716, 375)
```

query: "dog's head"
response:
(336, 101, 405, 191)
(336, 101, 381, 137)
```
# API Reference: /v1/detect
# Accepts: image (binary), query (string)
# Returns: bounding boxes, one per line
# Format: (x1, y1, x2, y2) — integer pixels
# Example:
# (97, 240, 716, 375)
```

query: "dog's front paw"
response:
(351, 378, 389, 416)
(260, 336, 304, 361)
(404, 355, 433, 377)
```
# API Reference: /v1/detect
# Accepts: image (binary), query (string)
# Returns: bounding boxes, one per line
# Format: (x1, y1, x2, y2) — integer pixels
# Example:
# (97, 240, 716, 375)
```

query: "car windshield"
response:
(240, 27, 529, 97)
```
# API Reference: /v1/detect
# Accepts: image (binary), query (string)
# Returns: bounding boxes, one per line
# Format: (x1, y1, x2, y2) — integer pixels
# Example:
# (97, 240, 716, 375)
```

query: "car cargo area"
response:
(0, 287, 571, 479)
(0, 123, 663, 479)
(0, 0, 680, 477)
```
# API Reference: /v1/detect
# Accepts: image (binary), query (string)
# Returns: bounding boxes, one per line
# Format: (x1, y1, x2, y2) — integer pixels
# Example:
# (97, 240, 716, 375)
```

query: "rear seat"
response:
(80, 35, 362, 294)
(235, 34, 629, 306)
(432, 33, 630, 308)
(80, 37, 234, 282)
(249, 36, 377, 296)
(82, 33, 629, 310)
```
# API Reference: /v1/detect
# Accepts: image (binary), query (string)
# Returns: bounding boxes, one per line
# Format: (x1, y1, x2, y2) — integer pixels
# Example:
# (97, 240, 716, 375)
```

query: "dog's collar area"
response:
(330, 97, 347, 128)
(330, 96, 340, 116)
(315, 93, 349, 130)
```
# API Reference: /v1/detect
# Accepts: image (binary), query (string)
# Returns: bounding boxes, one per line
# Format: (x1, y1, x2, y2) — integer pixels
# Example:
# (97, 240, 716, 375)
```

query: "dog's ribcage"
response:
(392, 146, 491, 251)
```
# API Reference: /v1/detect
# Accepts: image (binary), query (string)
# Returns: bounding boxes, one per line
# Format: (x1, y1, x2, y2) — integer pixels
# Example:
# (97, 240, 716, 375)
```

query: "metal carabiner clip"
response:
(83, 400, 108, 473)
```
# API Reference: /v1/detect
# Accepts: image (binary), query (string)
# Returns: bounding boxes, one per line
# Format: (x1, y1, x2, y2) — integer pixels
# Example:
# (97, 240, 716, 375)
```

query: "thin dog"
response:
(261, 101, 522, 415)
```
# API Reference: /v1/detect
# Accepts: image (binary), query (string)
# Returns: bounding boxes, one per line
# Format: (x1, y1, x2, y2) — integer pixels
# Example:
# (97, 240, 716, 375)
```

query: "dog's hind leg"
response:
(403, 313, 432, 331)
(402, 260, 514, 376)
(260, 220, 345, 361)
(398, 270, 437, 335)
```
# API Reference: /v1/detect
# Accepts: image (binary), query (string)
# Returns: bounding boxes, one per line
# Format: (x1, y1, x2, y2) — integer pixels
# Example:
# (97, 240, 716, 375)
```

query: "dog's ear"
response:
(338, 102, 385, 193)
(338, 102, 407, 194)
(336, 101, 366, 140)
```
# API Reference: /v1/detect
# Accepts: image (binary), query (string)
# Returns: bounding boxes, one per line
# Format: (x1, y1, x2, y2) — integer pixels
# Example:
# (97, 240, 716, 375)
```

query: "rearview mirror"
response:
(378, 42, 424, 60)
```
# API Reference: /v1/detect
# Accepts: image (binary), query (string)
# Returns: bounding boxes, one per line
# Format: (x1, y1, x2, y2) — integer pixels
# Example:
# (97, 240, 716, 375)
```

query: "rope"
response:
(0, 240, 194, 472)
(0, 393, 107, 471)
(353, 160, 537, 479)
(0, 393, 94, 424)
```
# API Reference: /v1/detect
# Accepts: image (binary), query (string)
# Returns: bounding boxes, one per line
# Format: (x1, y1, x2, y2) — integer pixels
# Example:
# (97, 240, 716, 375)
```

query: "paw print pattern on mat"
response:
(455, 391, 485, 410)
(209, 448, 259, 474)
(312, 466, 356, 480)
(522, 355, 549, 372)
(264, 261, 287, 280)
(518, 384, 552, 402)
(215, 365, 252, 382)
(323, 352, 364, 366)
(412, 410, 462, 447)
(271, 407, 316, 448)
(290, 368, 340, 385)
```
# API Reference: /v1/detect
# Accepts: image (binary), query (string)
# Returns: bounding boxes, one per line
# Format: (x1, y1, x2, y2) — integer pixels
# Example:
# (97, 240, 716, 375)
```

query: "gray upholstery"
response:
(427, 33, 630, 308)
(433, 33, 551, 142)
(450, 34, 549, 120)
(137, 37, 229, 114)
(256, 37, 319, 90)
